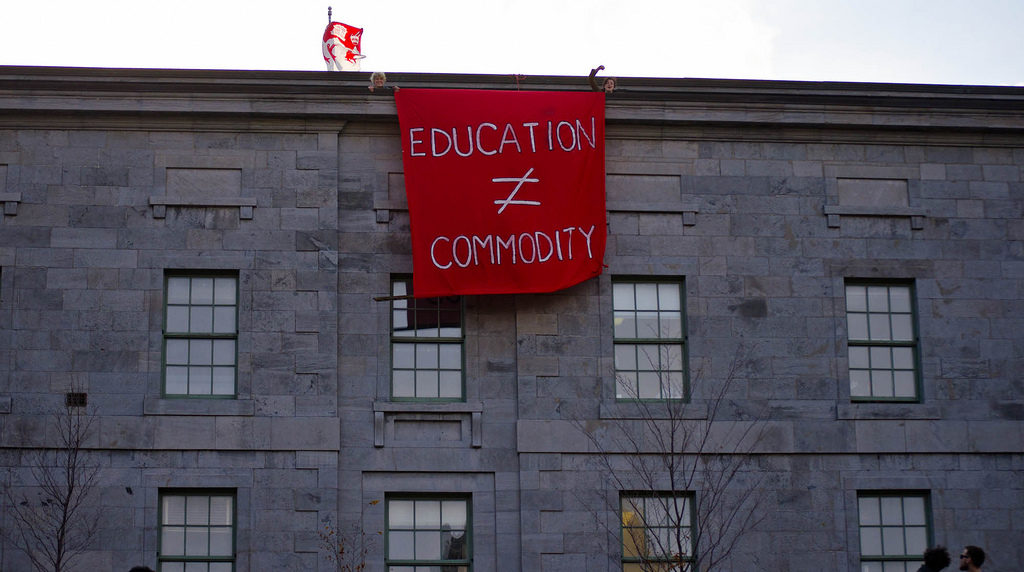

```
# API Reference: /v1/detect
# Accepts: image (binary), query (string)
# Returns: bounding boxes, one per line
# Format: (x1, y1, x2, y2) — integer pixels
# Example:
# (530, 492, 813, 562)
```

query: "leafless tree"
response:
(2, 399, 101, 572)
(319, 508, 380, 572)
(575, 348, 768, 571)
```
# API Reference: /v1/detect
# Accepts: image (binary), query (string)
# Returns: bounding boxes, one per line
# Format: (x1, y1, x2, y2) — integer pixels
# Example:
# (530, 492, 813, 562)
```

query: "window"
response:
(163, 273, 238, 397)
(858, 492, 930, 572)
(612, 280, 687, 399)
(620, 493, 694, 571)
(390, 278, 464, 400)
(845, 282, 919, 401)
(159, 490, 236, 572)
(386, 496, 470, 571)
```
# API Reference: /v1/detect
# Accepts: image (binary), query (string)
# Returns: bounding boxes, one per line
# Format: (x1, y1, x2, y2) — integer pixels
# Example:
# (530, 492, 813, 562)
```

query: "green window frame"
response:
(390, 278, 465, 401)
(620, 492, 695, 572)
(857, 491, 931, 572)
(163, 273, 239, 398)
(158, 489, 236, 572)
(386, 495, 471, 571)
(845, 281, 920, 402)
(612, 279, 688, 400)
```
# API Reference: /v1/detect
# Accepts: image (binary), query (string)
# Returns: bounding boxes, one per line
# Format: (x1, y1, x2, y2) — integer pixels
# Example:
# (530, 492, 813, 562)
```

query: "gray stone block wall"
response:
(1, 71, 1023, 571)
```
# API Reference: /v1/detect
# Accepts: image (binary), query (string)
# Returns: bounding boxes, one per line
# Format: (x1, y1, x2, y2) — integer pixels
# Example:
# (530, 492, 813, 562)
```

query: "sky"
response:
(1, 0, 1022, 87)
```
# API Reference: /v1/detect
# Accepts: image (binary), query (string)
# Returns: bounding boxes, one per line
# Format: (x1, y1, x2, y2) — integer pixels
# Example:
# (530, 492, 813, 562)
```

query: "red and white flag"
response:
(323, 21, 363, 71)
(396, 89, 607, 297)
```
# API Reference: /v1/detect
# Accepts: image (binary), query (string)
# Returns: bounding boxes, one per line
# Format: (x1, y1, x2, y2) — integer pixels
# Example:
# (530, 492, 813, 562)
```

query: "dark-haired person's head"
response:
(923, 545, 951, 569)
(959, 545, 985, 569)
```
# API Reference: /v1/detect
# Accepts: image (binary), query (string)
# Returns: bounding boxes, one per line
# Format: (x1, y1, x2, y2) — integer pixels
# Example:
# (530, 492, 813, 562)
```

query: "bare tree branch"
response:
(574, 346, 768, 571)
(3, 400, 101, 572)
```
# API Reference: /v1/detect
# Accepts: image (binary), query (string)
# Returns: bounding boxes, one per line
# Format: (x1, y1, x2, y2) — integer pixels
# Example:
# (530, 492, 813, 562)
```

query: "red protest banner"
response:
(395, 88, 607, 297)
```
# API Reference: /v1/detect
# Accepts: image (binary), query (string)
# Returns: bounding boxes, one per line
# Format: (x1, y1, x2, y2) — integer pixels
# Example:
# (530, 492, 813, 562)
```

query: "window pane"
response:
(881, 526, 905, 555)
(889, 286, 911, 312)
(635, 283, 659, 310)
(439, 372, 461, 398)
(658, 283, 680, 310)
(871, 371, 894, 397)
(860, 527, 882, 555)
(848, 314, 869, 340)
(636, 345, 660, 371)
(870, 347, 891, 369)
(666, 372, 685, 399)
(438, 344, 461, 369)
(415, 371, 439, 398)
(394, 344, 415, 368)
(859, 497, 880, 525)
(614, 311, 636, 338)
(209, 527, 233, 556)
(211, 368, 235, 395)
(416, 501, 441, 527)
(390, 531, 414, 559)
(188, 368, 212, 394)
(213, 307, 236, 334)
(613, 283, 635, 310)
(616, 373, 637, 399)
(393, 371, 415, 398)
(214, 277, 236, 304)
(184, 563, 207, 572)
(190, 307, 214, 333)
(894, 372, 916, 397)
(661, 345, 683, 371)
(210, 563, 233, 572)
(162, 526, 185, 555)
(416, 344, 439, 369)
(868, 314, 891, 340)
(637, 372, 662, 399)
(187, 496, 209, 524)
(905, 526, 927, 555)
(212, 340, 235, 366)
(415, 530, 441, 559)
(185, 527, 208, 556)
(441, 500, 467, 529)
(902, 497, 925, 524)
(850, 370, 872, 397)
(891, 314, 913, 341)
(167, 340, 189, 365)
(167, 278, 191, 304)
(443, 529, 467, 559)
(635, 311, 659, 338)
(849, 346, 869, 369)
(615, 344, 637, 371)
(867, 286, 889, 312)
(167, 307, 189, 332)
(390, 500, 415, 528)
(190, 339, 213, 365)
(162, 563, 185, 572)
(661, 314, 682, 338)
(164, 496, 187, 524)
(892, 347, 914, 369)
(191, 278, 214, 304)
(846, 285, 867, 312)
(879, 498, 902, 525)
(166, 367, 188, 395)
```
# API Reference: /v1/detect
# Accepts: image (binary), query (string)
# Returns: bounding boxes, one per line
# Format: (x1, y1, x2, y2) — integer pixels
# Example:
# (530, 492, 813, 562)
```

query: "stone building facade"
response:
(0, 67, 1022, 571)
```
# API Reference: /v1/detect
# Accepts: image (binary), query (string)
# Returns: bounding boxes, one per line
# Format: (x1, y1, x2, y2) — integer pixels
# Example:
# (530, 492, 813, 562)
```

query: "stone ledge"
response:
(837, 402, 941, 420)
(823, 205, 926, 229)
(0, 192, 21, 215)
(144, 396, 256, 416)
(149, 196, 257, 219)
(373, 401, 483, 448)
